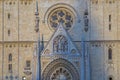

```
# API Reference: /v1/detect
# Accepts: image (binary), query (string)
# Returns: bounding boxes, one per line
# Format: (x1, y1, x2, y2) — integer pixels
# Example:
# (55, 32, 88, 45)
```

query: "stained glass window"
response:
(48, 8, 74, 30)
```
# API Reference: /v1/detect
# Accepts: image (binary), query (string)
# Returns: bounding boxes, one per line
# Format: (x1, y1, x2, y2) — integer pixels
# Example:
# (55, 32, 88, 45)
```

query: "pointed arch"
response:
(109, 77, 112, 80)
(8, 53, 12, 61)
(42, 58, 79, 80)
(108, 48, 112, 60)
(108, 76, 113, 80)
(53, 35, 68, 53)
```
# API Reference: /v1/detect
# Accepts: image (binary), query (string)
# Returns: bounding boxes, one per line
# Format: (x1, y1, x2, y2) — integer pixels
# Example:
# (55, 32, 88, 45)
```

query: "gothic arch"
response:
(53, 35, 68, 53)
(42, 58, 79, 80)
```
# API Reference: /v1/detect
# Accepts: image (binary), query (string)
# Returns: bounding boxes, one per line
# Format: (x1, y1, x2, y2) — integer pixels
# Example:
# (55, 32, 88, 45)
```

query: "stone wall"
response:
(0, 0, 120, 80)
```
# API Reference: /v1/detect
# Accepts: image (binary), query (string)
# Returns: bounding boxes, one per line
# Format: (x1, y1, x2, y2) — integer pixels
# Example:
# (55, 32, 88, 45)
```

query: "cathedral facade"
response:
(0, 0, 120, 80)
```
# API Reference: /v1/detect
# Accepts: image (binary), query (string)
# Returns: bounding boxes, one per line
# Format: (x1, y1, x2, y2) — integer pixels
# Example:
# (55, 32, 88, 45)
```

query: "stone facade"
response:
(0, 0, 120, 80)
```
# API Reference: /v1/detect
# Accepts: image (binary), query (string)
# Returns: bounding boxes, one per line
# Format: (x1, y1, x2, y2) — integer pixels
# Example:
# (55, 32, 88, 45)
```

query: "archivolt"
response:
(42, 58, 79, 80)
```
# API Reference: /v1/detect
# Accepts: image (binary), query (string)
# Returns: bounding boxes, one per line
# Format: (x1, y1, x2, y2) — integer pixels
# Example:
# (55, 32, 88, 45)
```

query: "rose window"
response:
(48, 7, 74, 30)
(51, 67, 72, 80)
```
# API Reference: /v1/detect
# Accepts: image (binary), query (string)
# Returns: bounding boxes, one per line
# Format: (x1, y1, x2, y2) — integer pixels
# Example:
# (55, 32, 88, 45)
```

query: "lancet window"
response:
(53, 35, 68, 53)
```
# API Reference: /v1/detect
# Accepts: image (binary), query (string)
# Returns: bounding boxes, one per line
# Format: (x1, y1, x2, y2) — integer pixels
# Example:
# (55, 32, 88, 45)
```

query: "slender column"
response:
(85, 45, 90, 80)
(87, 46, 90, 80)
(80, 34, 85, 80)
(36, 34, 41, 80)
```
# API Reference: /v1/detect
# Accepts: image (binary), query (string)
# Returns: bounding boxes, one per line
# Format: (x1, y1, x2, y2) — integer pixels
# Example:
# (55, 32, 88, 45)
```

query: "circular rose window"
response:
(48, 7, 74, 30)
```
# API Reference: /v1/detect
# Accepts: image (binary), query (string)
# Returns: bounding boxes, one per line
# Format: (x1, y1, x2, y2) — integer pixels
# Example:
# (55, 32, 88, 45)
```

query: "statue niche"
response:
(53, 35, 68, 53)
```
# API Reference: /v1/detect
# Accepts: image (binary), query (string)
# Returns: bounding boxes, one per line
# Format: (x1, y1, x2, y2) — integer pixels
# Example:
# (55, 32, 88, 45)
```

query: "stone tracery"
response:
(42, 58, 79, 80)
(53, 35, 68, 53)
(48, 7, 74, 30)
(51, 67, 72, 80)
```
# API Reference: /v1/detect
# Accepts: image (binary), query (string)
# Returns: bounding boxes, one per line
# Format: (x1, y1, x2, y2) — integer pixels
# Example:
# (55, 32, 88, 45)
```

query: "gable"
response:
(41, 23, 80, 56)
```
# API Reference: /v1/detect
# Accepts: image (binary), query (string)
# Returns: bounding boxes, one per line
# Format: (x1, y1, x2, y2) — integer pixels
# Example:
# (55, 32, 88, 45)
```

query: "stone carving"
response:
(71, 49, 76, 54)
(53, 35, 68, 53)
(51, 67, 72, 80)
(48, 7, 74, 30)
(42, 58, 79, 80)
(44, 49, 50, 54)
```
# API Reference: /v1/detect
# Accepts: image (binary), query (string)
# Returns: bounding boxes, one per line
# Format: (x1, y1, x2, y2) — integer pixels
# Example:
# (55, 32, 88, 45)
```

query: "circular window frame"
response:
(44, 3, 77, 32)
(48, 7, 75, 31)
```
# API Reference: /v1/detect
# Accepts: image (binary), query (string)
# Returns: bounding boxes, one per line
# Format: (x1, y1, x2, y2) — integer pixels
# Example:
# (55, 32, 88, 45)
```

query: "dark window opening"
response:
(8, 13, 10, 19)
(108, 48, 112, 60)
(8, 53, 12, 61)
(109, 24, 111, 31)
(26, 60, 31, 67)
(8, 29, 10, 36)
(109, 15, 111, 22)
(109, 77, 112, 80)
(8, 64, 12, 73)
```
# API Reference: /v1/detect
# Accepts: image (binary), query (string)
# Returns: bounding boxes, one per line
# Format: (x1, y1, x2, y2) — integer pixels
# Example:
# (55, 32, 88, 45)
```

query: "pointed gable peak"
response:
(56, 22, 66, 32)
(41, 23, 80, 56)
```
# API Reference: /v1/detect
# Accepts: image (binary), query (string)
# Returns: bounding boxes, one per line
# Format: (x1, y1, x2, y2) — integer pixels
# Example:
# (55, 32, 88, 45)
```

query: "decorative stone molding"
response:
(48, 7, 74, 30)
(42, 58, 79, 80)
(23, 71, 32, 76)
(4, 0, 16, 5)
(91, 0, 116, 4)
(44, 3, 77, 27)
(20, 0, 33, 5)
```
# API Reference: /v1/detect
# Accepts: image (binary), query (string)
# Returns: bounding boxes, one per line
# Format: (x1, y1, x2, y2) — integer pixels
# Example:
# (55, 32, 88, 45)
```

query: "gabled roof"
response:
(41, 23, 80, 56)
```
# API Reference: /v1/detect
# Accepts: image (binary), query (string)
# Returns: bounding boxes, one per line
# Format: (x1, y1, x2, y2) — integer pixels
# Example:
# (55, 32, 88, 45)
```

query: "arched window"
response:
(26, 60, 31, 68)
(8, 13, 10, 19)
(8, 29, 10, 36)
(8, 64, 12, 73)
(108, 48, 112, 60)
(53, 35, 68, 53)
(8, 53, 12, 61)
(109, 15, 111, 22)
(109, 77, 112, 80)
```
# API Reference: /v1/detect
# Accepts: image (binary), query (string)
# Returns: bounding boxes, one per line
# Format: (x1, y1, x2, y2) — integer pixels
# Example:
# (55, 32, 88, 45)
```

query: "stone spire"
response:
(35, 0, 41, 80)
(84, 0, 89, 32)
(35, 0, 39, 32)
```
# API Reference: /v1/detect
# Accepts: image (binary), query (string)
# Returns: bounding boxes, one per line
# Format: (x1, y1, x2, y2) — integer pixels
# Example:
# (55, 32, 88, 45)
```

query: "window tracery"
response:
(48, 8, 74, 30)
(53, 35, 68, 53)
(51, 67, 72, 80)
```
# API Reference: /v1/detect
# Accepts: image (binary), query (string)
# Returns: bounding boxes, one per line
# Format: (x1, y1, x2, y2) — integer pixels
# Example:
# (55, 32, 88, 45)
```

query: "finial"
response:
(35, 0, 40, 32)
(35, 0, 39, 15)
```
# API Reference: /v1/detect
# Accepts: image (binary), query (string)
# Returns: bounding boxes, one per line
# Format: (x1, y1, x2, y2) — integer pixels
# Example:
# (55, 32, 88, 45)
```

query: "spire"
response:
(35, 0, 40, 32)
(84, 0, 89, 32)
(85, 0, 88, 10)
(35, 0, 41, 80)
(35, 0, 39, 15)
(84, 0, 88, 15)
